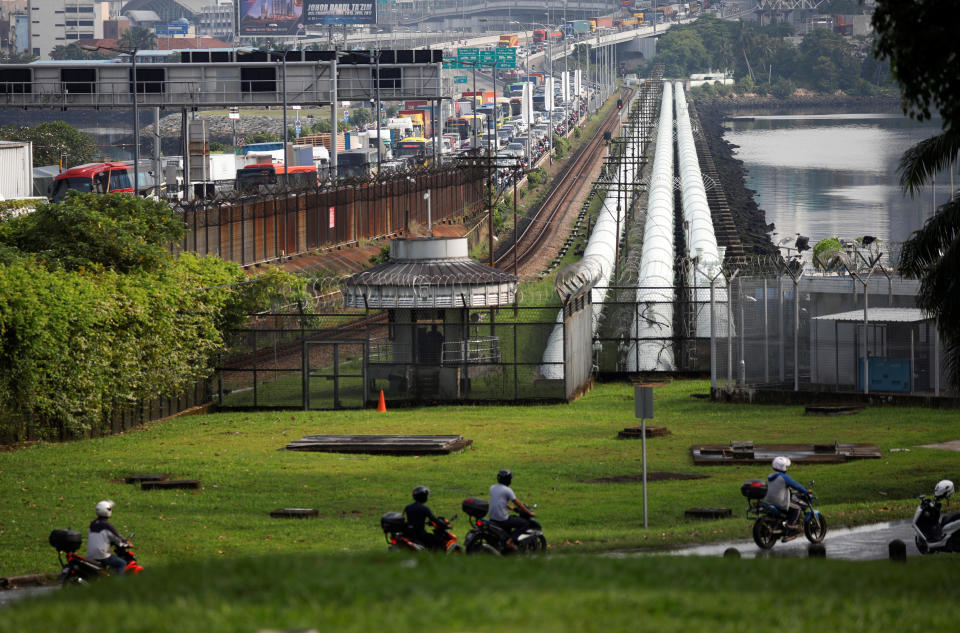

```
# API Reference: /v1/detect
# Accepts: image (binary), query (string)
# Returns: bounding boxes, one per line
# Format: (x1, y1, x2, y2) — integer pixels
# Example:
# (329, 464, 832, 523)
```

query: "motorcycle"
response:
(461, 497, 546, 555)
(49, 528, 143, 585)
(741, 479, 827, 550)
(379, 512, 462, 554)
(912, 482, 960, 554)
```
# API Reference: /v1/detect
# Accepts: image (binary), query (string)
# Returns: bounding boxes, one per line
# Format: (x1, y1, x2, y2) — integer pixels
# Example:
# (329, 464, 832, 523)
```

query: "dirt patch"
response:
(582, 472, 709, 484)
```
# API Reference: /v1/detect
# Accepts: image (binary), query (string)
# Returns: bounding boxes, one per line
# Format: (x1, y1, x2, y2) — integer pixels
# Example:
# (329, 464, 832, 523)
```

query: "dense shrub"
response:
(0, 193, 302, 440)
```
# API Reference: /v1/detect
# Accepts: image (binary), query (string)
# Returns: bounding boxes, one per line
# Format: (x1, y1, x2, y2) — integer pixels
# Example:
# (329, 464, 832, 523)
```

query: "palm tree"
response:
(896, 131, 960, 385)
(118, 27, 158, 51)
(872, 0, 960, 387)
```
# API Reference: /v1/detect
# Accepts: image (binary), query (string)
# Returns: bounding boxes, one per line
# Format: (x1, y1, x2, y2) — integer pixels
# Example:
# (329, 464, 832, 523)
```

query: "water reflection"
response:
(725, 113, 953, 245)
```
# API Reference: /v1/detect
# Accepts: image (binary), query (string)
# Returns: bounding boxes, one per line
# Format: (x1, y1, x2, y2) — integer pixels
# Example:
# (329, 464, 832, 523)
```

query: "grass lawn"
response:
(2, 379, 958, 582)
(1, 552, 957, 633)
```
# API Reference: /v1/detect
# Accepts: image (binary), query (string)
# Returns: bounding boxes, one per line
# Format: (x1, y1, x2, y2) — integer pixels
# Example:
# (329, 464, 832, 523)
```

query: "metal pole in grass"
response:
(634, 384, 653, 528)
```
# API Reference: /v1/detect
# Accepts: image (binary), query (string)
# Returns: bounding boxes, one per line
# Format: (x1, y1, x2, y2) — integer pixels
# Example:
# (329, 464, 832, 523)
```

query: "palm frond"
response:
(898, 196, 960, 276)
(898, 131, 960, 195)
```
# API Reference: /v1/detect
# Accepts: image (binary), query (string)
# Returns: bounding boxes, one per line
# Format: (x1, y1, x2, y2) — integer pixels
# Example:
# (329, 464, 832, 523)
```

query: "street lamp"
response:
(81, 43, 141, 196)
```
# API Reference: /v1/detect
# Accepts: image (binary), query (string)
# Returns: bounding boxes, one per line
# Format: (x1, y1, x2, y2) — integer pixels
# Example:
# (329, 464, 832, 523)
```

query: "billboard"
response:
(303, 0, 377, 26)
(239, 0, 305, 37)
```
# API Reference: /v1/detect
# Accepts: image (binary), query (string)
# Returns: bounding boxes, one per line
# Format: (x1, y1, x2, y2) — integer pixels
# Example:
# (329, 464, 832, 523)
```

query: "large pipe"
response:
(627, 84, 675, 371)
(539, 95, 641, 379)
(674, 82, 728, 339)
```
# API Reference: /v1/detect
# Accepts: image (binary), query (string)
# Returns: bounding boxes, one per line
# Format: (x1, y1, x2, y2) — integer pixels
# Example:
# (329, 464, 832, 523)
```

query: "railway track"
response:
(495, 89, 635, 274)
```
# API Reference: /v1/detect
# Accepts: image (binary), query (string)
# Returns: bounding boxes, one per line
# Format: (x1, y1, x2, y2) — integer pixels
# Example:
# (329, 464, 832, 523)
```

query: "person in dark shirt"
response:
(403, 486, 441, 550)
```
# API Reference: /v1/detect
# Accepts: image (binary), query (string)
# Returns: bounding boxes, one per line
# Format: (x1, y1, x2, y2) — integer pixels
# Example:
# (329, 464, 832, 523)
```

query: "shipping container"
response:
(0, 140, 33, 200)
(591, 16, 614, 29)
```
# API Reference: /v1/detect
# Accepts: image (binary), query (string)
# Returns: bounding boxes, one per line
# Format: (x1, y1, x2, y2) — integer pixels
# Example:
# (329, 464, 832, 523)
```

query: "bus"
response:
(394, 137, 434, 166)
(509, 96, 523, 117)
(497, 34, 519, 48)
(445, 117, 473, 141)
(51, 161, 134, 201)
(235, 163, 318, 193)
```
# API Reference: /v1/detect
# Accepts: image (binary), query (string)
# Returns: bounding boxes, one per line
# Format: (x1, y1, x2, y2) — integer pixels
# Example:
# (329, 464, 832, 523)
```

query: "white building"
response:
(27, 0, 108, 59)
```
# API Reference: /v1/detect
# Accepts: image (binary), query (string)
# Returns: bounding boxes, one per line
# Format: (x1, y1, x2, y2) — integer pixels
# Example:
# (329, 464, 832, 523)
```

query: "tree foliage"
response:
(873, 0, 960, 127)
(0, 193, 187, 273)
(49, 43, 111, 61)
(119, 26, 158, 51)
(654, 15, 882, 94)
(872, 0, 960, 387)
(0, 121, 100, 167)
(0, 194, 305, 440)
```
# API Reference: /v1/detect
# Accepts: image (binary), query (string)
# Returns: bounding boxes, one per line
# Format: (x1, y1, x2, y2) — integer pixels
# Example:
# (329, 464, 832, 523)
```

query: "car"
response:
(504, 142, 525, 158)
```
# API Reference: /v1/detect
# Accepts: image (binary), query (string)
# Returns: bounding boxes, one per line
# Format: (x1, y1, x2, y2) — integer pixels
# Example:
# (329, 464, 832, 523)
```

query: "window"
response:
(108, 170, 132, 191)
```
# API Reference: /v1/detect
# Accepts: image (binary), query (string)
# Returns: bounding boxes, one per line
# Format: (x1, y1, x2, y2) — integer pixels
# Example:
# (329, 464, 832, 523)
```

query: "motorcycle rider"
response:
(489, 469, 535, 551)
(87, 500, 127, 575)
(403, 486, 442, 550)
(763, 456, 811, 530)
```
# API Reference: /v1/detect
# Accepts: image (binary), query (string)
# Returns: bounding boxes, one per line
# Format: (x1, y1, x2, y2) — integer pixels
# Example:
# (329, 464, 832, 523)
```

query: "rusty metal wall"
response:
(170, 168, 486, 266)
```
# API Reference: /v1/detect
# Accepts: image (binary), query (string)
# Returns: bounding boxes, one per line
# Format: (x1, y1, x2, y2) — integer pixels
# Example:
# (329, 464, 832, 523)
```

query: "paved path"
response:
(662, 520, 921, 561)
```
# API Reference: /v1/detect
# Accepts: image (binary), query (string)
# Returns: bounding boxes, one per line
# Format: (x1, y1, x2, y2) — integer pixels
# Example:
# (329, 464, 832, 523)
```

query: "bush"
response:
(0, 194, 302, 440)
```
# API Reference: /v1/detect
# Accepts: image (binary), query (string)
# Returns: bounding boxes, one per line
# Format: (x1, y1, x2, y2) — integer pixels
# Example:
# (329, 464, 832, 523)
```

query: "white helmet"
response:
(772, 456, 791, 472)
(934, 480, 954, 500)
(95, 500, 115, 518)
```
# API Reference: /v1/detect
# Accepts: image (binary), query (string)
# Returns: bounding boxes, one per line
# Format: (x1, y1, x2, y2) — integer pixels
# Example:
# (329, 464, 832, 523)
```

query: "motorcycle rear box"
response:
(740, 479, 768, 499)
(49, 528, 82, 552)
(462, 497, 489, 518)
(380, 512, 406, 533)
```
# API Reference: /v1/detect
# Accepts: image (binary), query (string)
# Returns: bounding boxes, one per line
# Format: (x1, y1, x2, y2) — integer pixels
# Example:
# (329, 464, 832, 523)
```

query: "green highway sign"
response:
(453, 75, 468, 83)
(479, 50, 496, 65)
(457, 47, 479, 62)
(495, 48, 517, 69)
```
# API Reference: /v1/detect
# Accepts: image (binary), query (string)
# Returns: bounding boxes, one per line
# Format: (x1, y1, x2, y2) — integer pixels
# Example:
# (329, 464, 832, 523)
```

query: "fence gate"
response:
(304, 340, 367, 410)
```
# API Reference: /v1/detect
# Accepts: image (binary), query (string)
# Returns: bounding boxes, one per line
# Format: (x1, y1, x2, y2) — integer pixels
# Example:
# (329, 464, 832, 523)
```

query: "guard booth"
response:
(341, 236, 517, 402)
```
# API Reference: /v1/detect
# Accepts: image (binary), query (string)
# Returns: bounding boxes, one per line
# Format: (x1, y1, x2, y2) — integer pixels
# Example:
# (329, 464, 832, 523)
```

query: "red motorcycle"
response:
(380, 512, 462, 554)
(49, 529, 143, 585)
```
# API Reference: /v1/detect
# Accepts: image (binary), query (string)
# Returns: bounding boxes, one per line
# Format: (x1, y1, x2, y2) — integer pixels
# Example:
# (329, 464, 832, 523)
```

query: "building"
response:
(197, 1, 233, 41)
(27, 0, 110, 58)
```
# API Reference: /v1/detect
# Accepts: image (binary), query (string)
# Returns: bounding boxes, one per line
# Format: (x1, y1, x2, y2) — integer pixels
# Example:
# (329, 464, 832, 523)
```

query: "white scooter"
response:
(912, 479, 960, 554)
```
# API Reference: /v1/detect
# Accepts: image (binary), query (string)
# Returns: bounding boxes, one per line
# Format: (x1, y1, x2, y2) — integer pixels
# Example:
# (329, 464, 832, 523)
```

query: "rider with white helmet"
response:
(934, 480, 954, 500)
(762, 457, 811, 530)
(87, 499, 127, 575)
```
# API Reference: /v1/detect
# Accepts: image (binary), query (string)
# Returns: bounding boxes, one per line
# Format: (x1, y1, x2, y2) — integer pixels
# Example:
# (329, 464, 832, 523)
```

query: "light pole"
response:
(82, 43, 140, 196)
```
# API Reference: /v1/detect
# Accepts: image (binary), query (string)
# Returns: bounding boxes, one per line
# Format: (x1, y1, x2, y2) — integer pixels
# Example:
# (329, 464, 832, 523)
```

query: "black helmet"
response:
(497, 469, 513, 486)
(412, 485, 429, 503)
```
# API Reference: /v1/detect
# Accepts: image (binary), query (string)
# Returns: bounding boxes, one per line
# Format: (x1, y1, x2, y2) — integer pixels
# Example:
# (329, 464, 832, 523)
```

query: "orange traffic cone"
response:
(377, 389, 387, 412)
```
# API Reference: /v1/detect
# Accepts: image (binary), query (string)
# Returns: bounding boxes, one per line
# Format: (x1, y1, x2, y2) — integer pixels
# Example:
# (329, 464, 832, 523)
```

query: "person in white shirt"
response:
(488, 469, 535, 551)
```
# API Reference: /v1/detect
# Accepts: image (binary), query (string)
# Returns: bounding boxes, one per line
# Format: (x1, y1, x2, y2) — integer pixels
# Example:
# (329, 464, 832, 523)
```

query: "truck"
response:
(497, 34, 519, 48)
(592, 16, 614, 29)
(533, 28, 546, 43)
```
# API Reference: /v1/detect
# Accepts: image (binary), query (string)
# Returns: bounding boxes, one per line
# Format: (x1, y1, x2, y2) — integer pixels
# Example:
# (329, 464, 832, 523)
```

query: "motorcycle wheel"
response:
(752, 518, 778, 550)
(61, 574, 88, 587)
(465, 540, 501, 556)
(446, 543, 463, 555)
(914, 535, 929, 555)
(803, 512, 827, 544)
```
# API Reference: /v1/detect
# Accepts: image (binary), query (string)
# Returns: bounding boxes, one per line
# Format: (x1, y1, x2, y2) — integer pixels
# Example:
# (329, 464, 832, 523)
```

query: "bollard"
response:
(722, 547, 741, 559)
(807, 543, 826, 558)
(888, 539, 907, 563)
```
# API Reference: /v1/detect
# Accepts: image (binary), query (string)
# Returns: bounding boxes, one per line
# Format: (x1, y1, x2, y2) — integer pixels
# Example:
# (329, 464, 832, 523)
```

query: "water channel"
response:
(724, 112, 955, 247)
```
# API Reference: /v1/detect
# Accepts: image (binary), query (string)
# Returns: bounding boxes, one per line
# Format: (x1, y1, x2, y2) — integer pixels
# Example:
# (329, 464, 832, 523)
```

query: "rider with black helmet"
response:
(489, 469, 535, 551)
(404, 486, 441, 550)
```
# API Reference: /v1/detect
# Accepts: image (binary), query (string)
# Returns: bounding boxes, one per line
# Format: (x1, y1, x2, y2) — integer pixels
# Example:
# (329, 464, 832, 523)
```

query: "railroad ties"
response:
(285, 434, 472, 456)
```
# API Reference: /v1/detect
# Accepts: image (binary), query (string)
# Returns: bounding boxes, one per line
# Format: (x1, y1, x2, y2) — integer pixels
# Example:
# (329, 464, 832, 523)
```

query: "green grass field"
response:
(2, 380, 957, 578)
(3, 379, 959, 630)
(2, 552, 958, 633)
